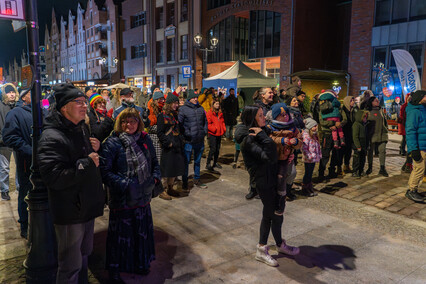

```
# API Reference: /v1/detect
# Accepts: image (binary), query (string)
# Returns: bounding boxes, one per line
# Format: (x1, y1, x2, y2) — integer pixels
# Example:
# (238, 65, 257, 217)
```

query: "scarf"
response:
(269, 119, 296, 132)
(119, 132, 150, 184)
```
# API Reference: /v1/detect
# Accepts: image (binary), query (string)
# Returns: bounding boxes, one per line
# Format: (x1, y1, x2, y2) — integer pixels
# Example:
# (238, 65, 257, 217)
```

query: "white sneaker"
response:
(255, 245, 278, 267)
(277, 241, 300, 256)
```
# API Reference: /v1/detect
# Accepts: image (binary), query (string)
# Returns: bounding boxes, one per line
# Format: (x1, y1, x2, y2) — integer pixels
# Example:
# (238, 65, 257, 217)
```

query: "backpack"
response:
(319, 100, 333, 115)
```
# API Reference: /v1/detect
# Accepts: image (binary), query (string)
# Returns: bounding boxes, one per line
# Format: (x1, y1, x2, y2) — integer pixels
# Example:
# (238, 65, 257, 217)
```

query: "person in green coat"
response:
(365, 96, 389, 177)
(352, 110, 369, 178)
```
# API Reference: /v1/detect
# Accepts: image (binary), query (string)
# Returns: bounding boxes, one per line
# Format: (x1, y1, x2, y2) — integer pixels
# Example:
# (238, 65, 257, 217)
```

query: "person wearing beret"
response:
(112, 88, 150, 126)
(37, 83, 105, 283)
(87, 93, 114, 142)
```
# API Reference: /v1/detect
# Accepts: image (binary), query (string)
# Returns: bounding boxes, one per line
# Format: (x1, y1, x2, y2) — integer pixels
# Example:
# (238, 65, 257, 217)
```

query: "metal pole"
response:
(202, 49, 207, 79)
(24, 0, 57, 282)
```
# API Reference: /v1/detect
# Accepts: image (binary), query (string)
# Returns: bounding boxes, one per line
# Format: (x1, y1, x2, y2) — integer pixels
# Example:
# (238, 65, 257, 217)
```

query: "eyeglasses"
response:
(73, 99, 88, 106)
(121, 119, 139, 125)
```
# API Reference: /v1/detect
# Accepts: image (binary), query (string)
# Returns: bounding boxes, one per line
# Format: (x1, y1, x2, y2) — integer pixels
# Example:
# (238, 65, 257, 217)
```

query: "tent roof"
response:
(204, 60, 276, 88)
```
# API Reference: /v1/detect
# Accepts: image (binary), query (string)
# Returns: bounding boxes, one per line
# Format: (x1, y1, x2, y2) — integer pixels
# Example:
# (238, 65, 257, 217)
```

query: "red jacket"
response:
(398, 93, 411, 136)
(206, 110, 226, 136)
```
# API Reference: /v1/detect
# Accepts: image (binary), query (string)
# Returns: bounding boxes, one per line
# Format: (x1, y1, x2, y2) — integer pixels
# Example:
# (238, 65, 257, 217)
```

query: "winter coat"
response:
(100, 131, 161, 209)
(319, 92, 342, 119)
(198, 92, 213, 112)
(87, 107, 114, 142)
(254, 100, 272, 116)
(157, 111, 185, 177)
(341, 96, 355, 142)
(319, 107, 348, 135)
(352, 110, 368, 150)
(0, 99, 16, 147)
(367, 107, 388, 143)
(234, 124, 277, 198)
(302, 129, 322, 163)
(136, 89, 149, 107)
(178, 100, 208, 144)
(285, 82, 301, 97)
(2, 104, 33, 176)
(405, 103, 426, 153)
(37, 110, 105, 225)
(288, 106, 305, 131)
(310, 96, 320, 123)
(221, 94, 239, 126)
(267, 120, 302, 161)
(398, 93, 410, 136)
(206, 110, 226, 137)
(112, 101, 150, 126)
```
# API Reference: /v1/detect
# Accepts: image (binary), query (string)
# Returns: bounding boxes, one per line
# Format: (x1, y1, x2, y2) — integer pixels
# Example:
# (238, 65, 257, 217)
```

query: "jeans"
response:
(183, 142, 204, 183)
(0, 148, 12, 193)
(55, 219, 95, 284)
(303, 163, 316, 184)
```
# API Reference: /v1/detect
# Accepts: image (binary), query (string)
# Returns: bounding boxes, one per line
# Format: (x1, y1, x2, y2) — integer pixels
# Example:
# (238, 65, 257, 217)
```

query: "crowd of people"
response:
(0, 75, 425, 282)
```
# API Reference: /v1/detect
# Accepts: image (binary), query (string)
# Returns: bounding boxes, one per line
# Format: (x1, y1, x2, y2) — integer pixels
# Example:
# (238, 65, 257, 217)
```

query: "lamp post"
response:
(100, 56, 118, 85)
(61, 67, 74, 82)
(193, 33, 219, 78)
(24, 0, 57, 282)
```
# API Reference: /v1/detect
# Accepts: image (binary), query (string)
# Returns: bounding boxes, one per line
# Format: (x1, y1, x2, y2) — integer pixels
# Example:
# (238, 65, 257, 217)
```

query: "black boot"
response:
(245, 188, 258, 200)
(366, 165, 373, 175)
(379, 166, 389, 177)
(308, 182, 318, 196)
(301, 183, 314, 197)
(327, 167, 338, 179)
(205, 160, 214, 172)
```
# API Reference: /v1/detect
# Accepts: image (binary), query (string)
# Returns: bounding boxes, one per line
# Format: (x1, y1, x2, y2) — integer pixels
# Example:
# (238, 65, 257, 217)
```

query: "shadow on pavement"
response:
(320, 182, 348, 194)
(217, 153, 235, 165)
(276, 245, 356, 284)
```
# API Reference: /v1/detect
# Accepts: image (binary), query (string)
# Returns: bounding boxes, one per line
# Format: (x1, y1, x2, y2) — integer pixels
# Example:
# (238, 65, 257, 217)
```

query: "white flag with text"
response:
(391, 49, 422, 95)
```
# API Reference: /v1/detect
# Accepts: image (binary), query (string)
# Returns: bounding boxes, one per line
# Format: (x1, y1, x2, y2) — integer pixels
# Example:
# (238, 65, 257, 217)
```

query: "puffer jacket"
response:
(198, 92, 213, 112)
(302, 129, 322, 163)
(0, 83, 18, 146)
(267, 119, 301, 161)
(37, 110, 105, 225)
(100, 131, 161, 209)
(206, 109, 226, 136)
(178, 100, 208, 144)
(368, 107, 388, 143)
(405, 103, 426, 153)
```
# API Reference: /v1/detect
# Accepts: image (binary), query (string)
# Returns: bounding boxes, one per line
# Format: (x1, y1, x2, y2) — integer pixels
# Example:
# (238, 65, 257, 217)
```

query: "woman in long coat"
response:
(100, 108, 161, 282)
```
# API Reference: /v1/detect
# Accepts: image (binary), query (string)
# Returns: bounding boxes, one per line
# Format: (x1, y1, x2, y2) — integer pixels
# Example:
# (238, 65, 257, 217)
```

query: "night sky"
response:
(0, 0, 113, 70)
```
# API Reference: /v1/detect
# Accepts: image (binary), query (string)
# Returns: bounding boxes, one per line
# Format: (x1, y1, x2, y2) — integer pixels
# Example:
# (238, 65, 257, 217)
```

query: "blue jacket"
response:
(178, 100, 208, 144)
(112, 101, 150, 126)
(406, 103, 426, 153)
(100, 131, 161, 209)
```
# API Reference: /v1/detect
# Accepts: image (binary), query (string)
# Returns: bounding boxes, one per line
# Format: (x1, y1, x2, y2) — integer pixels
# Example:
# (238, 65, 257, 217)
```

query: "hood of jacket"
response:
(354, 109, 367, 123)
(343, 96, 353, 110)
(319, 92, 335, 101)
(234, 124, 250, 144)
(406, 102, 426, 112)
(268, 119, 295, 131)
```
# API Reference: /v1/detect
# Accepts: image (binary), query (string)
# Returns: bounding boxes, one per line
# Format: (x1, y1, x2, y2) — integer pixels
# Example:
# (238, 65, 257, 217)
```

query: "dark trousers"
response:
(54, 219, 95, 284)
(207, 134, 221, 165)
(303, 163, 316, 184)
(276, 160, 289, 213)
(17, 170, 31, 234)
(258, 186, 283, 246)
(401, 135, 406, 151)
(339, 144, 352, 166)
(352, 149, 366, 174)
(319, 134, 340, 176)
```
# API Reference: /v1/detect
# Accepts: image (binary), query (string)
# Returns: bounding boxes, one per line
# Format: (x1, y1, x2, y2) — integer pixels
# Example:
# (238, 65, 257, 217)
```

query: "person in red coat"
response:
(399, 93, 412, 172)
(206, 100, 226, 171)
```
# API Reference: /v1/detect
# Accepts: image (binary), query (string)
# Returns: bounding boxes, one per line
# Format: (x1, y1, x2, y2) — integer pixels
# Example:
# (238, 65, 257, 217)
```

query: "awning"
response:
(289, 69, 350, 82)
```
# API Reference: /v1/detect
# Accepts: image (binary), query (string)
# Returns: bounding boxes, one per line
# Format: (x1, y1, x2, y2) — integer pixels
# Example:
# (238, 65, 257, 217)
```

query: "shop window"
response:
(181, 35, 188, 60)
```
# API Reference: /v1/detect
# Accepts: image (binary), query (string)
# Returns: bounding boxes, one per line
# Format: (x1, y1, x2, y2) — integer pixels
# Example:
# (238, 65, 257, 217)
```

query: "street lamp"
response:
(61, 67, 74, 82)
(100, 56, 118, 85)
(193, 33, 219, 78)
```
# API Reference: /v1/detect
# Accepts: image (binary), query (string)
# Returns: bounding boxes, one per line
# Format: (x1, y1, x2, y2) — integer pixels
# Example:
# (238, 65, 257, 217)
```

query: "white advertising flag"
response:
(391, 49, 422, 95)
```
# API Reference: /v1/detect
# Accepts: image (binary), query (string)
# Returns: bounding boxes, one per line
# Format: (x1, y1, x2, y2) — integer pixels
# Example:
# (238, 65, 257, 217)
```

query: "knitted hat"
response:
(271, 103, 289, 120)
(54, 83, 85, 110)
(165, 92, 179, 104)
(89, 93, 103, 108)
(304, 117, 318, 130)
(152, 91, 164, 101)
(200, 87, 207, 94)
(410, 90, 426, 105)
(151, 84, 159, 93)
(187, 89, 198, 100)
(120, 88, 133, 96)
(4, 85, 16, 94)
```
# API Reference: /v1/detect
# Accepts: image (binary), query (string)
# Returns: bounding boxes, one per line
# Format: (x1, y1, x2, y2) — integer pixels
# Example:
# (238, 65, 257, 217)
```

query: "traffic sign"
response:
(182, 65, 192, 78)
(0, 0, 25, 21)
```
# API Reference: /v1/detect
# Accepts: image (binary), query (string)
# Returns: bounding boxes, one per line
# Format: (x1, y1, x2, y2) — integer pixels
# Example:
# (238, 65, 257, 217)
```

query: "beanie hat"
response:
(5, 85, 15, 94)
(84, 86, 92, 93)
(19, 89, 30, 100)
(200, 87, 207, 94)
(410, 90, 426, 105)
(120, 88, 133, 96)
(271, 103, 289, 120)
(304, 117, 318, 130)
(151, 84, 159, 93)
(54, 83, 85, 110)
(89, 93, 103, 108)
(152, 91, 164, 101)
(187, 89, 198, 100)
(165, 92, 179, 104)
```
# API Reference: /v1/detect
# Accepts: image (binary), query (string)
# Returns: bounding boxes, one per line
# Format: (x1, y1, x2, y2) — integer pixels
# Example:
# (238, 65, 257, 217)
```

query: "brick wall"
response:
(347, 0, 375, 96)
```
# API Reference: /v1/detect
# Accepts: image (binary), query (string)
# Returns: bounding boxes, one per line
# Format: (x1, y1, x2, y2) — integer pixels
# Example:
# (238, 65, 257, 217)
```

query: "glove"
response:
(411, 150, 422, 162)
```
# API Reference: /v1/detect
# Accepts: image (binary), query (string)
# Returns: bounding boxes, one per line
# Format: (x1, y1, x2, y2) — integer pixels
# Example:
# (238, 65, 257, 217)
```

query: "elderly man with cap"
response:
(405, 90, 426, 203)
(178, 89, 208, 190)
(0, 83, 18, 201)
(37, 83, 105, 283)
(2, 89, 46, 238)
(112, 87, 149, 126)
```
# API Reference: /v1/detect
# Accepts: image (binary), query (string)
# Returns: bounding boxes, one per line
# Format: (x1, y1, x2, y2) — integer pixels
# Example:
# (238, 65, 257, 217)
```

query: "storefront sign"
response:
(210, 0, 274, 23)
(165, 25, 176, 38)
(0, 0, 25, 21)
(182, 66, 192, 78)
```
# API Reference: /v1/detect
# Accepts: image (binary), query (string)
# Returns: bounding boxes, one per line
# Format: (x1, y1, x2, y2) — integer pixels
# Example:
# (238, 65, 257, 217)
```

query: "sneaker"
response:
(379, 166, 389, 177)
(213, 163, 222, 169)
(405, 190, 425, 203)
(277, 241, 300, 256)
(352, 172, 361, 178)
(255, 245, 278, 267)
(1, 192, 10, 201)
(159, 191, 172, 200)
(194, 180, 207, 189)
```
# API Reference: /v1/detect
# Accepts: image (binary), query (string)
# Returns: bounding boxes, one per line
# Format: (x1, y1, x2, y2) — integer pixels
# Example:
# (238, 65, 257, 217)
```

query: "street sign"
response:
(182, 66, 192, 78)
(0, 0, 25, 21)
(20, 65, 34, 89)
